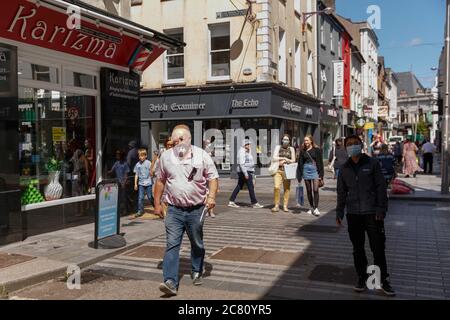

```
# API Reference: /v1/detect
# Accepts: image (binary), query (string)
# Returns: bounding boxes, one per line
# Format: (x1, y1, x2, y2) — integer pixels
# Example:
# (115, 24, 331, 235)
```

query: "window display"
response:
(18, 87, 96, 206)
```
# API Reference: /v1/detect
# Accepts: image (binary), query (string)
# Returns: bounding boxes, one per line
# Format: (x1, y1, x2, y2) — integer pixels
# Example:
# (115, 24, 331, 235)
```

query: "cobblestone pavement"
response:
(11, 193, 450, 300)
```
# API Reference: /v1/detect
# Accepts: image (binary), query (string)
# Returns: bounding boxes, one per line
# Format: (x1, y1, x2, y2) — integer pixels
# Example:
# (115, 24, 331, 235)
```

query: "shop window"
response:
(164, 28, 184, 83)
(209, 23, 230, 80)
(18, 61, 59, 84)
(64, 71, 97, 90)
(18, 88, 96, 207)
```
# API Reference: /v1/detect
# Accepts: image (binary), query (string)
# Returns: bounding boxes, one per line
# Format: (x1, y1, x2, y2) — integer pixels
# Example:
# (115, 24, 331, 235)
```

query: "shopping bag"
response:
(296, 184, 304, 206)
(284, 163, 298, 180)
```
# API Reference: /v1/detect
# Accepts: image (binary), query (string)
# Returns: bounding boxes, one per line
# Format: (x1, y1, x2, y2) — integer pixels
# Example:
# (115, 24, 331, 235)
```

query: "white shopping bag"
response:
(284, 163, 298, 180)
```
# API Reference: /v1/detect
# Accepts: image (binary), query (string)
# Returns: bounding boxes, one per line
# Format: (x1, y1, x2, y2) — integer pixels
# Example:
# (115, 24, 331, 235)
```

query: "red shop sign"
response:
(0, 0, 165, 69)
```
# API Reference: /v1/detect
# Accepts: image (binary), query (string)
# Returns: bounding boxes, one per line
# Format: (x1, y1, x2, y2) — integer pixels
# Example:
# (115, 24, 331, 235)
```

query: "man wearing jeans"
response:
(336, 135, 395, 297)
(154, 125, 219, 297)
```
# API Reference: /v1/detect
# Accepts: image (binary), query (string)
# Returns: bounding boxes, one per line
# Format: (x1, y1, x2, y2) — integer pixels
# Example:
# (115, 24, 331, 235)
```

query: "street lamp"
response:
(302, 7, 334, 33)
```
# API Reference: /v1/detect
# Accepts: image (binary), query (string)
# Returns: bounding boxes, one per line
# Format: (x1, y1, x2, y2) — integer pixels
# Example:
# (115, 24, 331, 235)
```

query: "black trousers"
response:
(423, 153, 433, 174)
(347, 214, 389, 282)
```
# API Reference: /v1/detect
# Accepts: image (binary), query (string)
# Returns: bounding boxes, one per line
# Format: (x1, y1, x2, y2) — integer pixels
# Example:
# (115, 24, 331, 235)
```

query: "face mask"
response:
(173, 141, 191, 158)
(347, 144, 362, 157)
(282, 139, 289, 146)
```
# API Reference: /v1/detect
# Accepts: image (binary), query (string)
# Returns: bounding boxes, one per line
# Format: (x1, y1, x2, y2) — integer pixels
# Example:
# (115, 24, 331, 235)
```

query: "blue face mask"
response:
(347, 144, 362, 157)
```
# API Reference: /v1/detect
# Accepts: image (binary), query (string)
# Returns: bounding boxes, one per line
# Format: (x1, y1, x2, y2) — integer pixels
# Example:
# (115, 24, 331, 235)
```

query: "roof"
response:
(394, 72, 426, 97)
(60, 0, 185, 49)
(335, 14, 379, 48)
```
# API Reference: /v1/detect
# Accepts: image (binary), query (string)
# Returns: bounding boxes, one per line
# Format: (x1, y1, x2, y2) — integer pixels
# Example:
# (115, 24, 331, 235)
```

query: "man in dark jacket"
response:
(336, 135, 395, 296)
(328, 138, 348, 179)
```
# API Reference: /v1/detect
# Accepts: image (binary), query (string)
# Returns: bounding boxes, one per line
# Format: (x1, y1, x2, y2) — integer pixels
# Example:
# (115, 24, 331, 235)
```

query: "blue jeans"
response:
(229, 172, 258, 204)
(138, 185, 153, 214)
(163, 205, 206, 288)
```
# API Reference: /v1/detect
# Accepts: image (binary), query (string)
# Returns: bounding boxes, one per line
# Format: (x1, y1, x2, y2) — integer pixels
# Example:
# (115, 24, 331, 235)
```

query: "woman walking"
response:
(403, 137, 423, 178)
(328, 138, 348, 179)
(228, 139, 264, 209)
(271, 134, 296, 213)
(296, 135, 324, 217)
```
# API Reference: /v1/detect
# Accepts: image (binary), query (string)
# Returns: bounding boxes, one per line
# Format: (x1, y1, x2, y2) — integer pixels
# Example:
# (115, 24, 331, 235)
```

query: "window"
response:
(294, 40, 301, 89)
(338, 35, 342, 58)
(18, 88, 96, 205)
(64, 71, 97, 90)
(307, 50, 313, 94)
(18, 61, 59, 84)
(295, 0, 301, 13)
(278, 28, 286, 84)
(164, 28, 184, 83)
(209, 23, 230, 80)
(320, 19, 325, 46)
(330, 26, 334, 53)
(320, 64, 326, 99)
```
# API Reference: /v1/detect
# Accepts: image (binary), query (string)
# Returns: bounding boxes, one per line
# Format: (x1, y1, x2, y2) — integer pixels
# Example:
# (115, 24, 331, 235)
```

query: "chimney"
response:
(323, 0, 336, 10)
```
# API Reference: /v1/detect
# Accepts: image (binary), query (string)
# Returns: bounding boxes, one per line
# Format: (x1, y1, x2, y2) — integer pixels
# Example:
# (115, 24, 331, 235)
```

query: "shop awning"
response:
(0, 0, 185, 72)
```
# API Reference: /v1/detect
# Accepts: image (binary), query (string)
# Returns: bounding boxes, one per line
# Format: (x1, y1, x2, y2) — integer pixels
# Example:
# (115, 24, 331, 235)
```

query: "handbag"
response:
(296, 184, 304, 206)
(268, 161, 279, 176)
(305, 150, 324, 188)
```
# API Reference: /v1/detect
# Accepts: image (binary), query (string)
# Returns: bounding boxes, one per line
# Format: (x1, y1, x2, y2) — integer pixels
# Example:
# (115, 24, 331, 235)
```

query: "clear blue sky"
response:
(336, 0, 446, 88)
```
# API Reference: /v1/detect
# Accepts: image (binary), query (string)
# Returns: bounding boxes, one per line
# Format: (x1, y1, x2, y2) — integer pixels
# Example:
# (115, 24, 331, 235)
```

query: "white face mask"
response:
(173, 140, 191, 158)
(282, 139, 290, 146)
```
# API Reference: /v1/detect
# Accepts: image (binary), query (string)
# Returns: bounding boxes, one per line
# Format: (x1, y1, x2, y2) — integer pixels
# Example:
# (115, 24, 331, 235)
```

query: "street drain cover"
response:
(299, 225, 339, 233)
(308, 264, 356, 285)
(123, 246, 166, 259)
(0, 252, 35, 269)
(210, 247, 306, 266)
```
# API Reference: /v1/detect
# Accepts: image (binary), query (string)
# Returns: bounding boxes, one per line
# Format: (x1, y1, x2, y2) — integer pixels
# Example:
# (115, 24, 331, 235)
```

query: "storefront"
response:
(140, 83, 320, 175)
(0, 0, 182, 244)
(319, 104, 339, 161)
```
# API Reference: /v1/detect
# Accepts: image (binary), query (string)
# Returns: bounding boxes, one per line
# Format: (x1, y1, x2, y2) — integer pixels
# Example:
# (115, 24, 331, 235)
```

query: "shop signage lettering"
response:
(282, 100, 313, 118)
(282, 100, 302, 113)
(0, 1, 166, 68)
(216, 10, 248, 19)
(148, 102, 206, 112)
(327, 108, 338, 117)
(7, 5, 117, 60)
(231, 99, 259, 109)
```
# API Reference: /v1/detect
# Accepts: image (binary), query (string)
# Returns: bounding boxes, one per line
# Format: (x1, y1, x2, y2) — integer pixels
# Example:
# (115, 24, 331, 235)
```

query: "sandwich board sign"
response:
(94, 180, 126, 249)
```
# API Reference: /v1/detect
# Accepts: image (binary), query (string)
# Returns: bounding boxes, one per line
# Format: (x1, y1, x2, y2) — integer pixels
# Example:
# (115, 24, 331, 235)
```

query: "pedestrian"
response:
(296, 135, 324, 217)
(370, 135, 382, 156)
(152, 138, 174, 217)
(228, 139, 264, 209)
(271, 134, 296, 213)
(108, 150, 130, 214)
(328, 138, 348, 179)
(336, 135, 395, 297)
(402, 137, 423, 178)
(126, 140, 139, 213)
(421, 139, 436, 174)
(154, 124, 219, 297)
(376, 144, 396, 186)
(393, 141, 403, 169)
(134, 148, 153, 217)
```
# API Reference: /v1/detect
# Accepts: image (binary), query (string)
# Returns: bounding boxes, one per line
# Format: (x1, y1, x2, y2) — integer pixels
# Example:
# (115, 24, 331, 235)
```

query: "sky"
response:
(336, 0, 446, 88)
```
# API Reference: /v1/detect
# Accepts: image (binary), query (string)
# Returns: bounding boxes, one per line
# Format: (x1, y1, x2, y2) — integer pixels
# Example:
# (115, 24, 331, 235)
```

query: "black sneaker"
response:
(159, 280, 178, 296)
(380, 280, 396, 297)
(191, 272, 203, 286)
(353, 277, 367, 293)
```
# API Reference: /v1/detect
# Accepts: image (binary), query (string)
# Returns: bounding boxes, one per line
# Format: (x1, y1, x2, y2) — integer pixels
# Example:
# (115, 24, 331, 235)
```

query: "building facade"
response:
(386, 69, 399, 136)
(0, 0, 181, 244)
(351, 43, 364, 117)
(395, 72, 435, 142)
(131, 0, 321, 174)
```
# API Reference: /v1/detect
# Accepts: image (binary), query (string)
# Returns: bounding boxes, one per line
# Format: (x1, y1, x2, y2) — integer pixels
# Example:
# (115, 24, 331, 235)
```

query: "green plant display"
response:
(21, 180, 45, 205)
(45, 157, 62, 172)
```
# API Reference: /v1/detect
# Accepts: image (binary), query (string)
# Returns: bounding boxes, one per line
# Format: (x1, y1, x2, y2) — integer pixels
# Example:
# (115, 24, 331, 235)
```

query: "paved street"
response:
(8, 186, 450, 300)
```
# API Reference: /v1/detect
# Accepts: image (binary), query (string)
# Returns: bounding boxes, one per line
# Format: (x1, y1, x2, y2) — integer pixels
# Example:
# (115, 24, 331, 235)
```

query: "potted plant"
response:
(44, 157, 63, 201)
